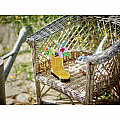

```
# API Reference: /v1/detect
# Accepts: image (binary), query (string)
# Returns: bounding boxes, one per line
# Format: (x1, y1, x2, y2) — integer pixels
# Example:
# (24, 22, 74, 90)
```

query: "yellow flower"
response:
(76, 36, 79, 41)
(4, 28, 7, 32)
(79, 38, 82, 43)
(88, 22, 89, 26)
(0, 53, 2, 57)
(12, 76, 15, 79)
(20, 75, 24, 80)
(76, 36, 82, 43)
(24, 81, 27, 85)
(17, 71, 21, 74)
(67, 22, 71, 25)
(15, 15, 18, 19)
(40, 15, 44, 18)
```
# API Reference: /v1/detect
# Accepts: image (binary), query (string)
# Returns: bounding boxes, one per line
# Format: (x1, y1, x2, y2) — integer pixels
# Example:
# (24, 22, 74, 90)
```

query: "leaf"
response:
(48, 49, 53, 58)
(62, 52, 71, 57)
(99, 33, 101, 37)
(44, 52, 49, 55)
(63, 52, 69, 54)
(64, 54, 71, 57)
(44, 51, 49, 55)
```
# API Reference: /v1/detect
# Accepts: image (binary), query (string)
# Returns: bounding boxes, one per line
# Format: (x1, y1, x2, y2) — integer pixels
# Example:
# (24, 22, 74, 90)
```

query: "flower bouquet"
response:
(44, 41, 70, 58)
(44, 41, 70, 82)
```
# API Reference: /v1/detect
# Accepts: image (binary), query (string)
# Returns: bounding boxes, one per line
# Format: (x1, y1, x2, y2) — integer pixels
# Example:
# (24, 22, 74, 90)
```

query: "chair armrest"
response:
(85, 40, 120, 104)
(87, 40, 120, 64)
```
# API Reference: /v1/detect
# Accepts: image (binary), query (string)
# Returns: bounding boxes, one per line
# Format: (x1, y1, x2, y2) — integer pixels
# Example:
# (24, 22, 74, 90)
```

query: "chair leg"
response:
(95, 94, 98, 105)
(36, 80, 42, 104)
(118, 80, 120, 104)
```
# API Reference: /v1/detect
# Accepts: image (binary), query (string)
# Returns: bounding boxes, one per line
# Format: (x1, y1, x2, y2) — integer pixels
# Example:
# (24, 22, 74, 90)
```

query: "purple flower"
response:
(58, 50, 63, 58)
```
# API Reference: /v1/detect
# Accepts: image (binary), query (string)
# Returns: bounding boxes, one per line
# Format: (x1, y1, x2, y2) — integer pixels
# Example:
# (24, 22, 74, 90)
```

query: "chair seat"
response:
(36, 60, 86, 104)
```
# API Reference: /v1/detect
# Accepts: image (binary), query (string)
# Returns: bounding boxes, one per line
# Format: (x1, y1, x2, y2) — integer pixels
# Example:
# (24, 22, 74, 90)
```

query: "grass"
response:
(12, 61, 34, 81)
(0, 15, 61, 55)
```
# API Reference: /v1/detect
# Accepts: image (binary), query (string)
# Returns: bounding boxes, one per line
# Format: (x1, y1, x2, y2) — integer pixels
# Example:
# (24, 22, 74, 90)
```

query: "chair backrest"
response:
(27, 15, 120, 72)
(26, 15, 120, 103)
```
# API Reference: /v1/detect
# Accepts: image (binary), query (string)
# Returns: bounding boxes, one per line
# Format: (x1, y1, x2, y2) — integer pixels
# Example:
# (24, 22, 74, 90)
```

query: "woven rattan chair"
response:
(26, 15, 120, 105)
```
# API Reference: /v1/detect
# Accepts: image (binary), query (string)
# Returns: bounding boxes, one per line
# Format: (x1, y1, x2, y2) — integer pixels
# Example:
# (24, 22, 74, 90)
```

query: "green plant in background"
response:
(7, 61, 34, 93)
(100, 90, 114, 99)
(0, 15, 62, 56)
(0, 15, 61, 34)
(0, 15, 62, 100)
(13, 62, 34, 81)
(3, 46, 8, 53)
(57, 93, 62, 100)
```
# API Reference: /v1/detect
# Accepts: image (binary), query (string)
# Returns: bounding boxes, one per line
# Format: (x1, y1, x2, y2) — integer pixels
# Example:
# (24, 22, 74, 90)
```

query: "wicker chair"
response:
(26, 15, 120, 105)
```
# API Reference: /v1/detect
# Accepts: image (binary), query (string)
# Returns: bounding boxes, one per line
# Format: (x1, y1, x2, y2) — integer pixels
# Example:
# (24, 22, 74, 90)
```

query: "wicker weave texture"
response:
(26, 15, 120, 104)
(36, 59, 86, 104)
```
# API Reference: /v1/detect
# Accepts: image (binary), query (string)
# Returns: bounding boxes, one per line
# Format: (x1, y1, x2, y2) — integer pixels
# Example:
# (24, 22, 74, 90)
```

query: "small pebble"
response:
(6, 98, 14, 105)
(16, 93, 32, 104)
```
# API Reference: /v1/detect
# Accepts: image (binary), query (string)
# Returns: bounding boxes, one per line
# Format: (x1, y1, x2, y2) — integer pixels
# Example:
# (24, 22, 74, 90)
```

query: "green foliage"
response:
(12, 61, 34, 81)
(62, 52, 70, 57)
(3, 46, 8, 53)
(57, 93, 62, 100)
(100, 90, 114, 99)
(0, 36, 3, 43)
(0, 15, 13, 24)
(44, 51, 49, 55)
(0, 15, 61, 34)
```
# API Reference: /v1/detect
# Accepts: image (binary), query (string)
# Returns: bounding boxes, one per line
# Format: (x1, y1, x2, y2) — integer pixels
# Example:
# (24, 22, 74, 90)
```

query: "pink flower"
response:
(60, 47, 65, 53)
